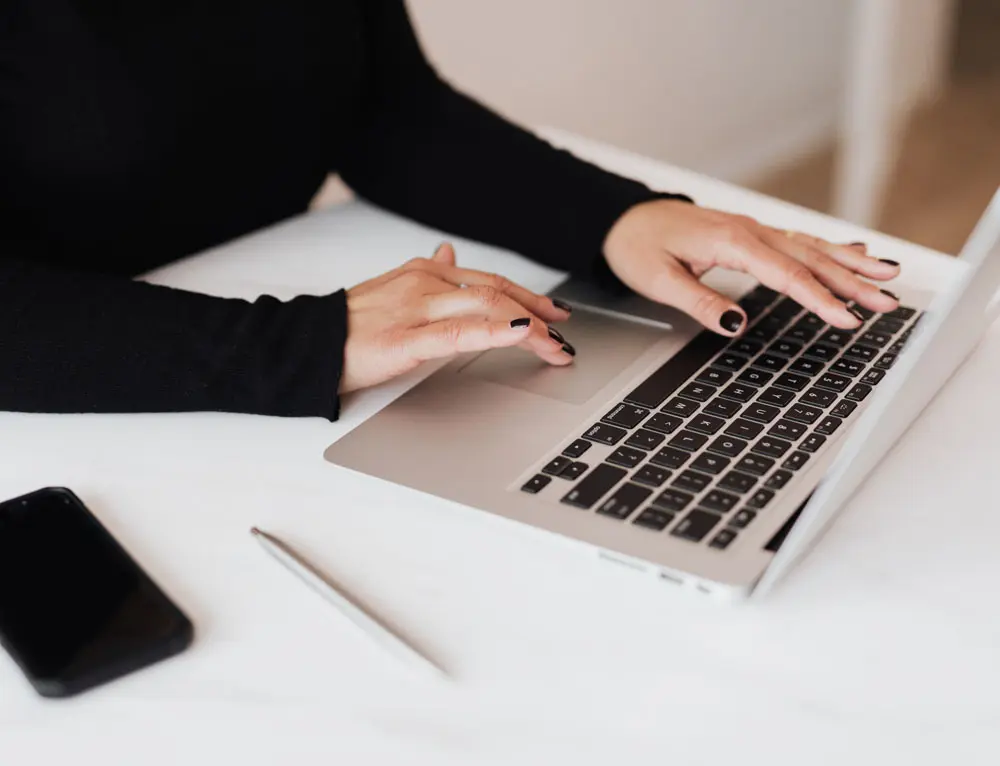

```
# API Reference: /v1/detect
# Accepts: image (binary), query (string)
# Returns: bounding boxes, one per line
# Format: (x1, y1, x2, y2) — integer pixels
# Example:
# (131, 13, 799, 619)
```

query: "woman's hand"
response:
(339, 243, 574, 393)
(603, 199, 902, 336)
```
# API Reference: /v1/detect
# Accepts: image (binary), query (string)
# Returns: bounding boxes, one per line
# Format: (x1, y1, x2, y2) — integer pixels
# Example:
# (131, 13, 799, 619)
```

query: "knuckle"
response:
(693, 290, 725, 319)
(438, 319, 466, 349)
(403, 257, 430, 271)
(471, 284, 504, 309)
(393, 271, 426, 292)
(784, 264, 816, 293)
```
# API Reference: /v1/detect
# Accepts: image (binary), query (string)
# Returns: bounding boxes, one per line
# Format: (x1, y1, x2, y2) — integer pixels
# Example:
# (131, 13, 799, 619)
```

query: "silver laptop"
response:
(325, 189, 1000, 600)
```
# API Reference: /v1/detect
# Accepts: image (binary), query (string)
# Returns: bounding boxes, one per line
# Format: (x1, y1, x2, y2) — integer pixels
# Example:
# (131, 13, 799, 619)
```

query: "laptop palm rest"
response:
(459, 308, 667, 405)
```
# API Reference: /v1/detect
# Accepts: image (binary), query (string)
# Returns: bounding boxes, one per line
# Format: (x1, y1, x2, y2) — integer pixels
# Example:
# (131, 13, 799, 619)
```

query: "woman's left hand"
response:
(602, 198, 902, 336)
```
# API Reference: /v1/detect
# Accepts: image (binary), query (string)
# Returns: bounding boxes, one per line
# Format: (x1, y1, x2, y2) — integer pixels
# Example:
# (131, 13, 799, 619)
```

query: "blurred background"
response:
(319, 0, 1000, 255)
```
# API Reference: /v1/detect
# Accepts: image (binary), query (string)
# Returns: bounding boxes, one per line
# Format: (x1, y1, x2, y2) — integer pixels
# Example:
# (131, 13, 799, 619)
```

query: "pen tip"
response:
(250, 526, 261, 536)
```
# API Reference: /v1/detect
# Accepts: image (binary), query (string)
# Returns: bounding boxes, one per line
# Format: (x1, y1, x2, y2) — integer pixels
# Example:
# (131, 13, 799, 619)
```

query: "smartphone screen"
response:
(0, 488, 192, 697)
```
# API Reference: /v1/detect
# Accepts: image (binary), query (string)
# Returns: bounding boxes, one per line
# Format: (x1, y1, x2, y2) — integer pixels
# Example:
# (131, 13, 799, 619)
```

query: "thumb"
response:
(432, 242, 457, 266)
(647, 261, 747, 337)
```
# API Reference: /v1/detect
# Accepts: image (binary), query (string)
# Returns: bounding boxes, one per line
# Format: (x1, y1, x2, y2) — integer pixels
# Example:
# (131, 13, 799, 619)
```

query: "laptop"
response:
(325, 188, 1000, 600)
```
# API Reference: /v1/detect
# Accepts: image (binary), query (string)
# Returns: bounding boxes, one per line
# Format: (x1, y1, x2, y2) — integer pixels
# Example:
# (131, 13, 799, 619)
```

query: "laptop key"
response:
(644, 413, 684, 434)
(691, 452, 731, 475)
(746, 488, 775, 509)
(796, 312, 826, 329)
(596, 483, 652, 520)
(689, 414, 726, 435)
(768, 419, 806, 440)
(786, 403, 823, 424)
(764, 469, 793, 490)
(752, 437, 792, 458)
(742, 402, 781, 423)
(803, 343, 839, 362)
(720, 383, 757, 403)
(757, 387, 795, 406)
(649, 446, 691, 470)
(770, 297, 803, 320)
(562, 439, 592, 459)
(542, 456, 571, 475)
(814, 416, 843, 435)
(845, 383, 872, 402)
(673, 470, 713, 493)
(725, 419, 764, 440)
(624, 331, 729, 408)
(707, 435, 749, 458)
(606, 446, 646, 469)
(632, 508, 675, 531)
(561, 464, 627, 509)
(602, 403, 650, 429)
(731, 339, 764, 357)
(784, 325, 817, 343)
(718, 470, 757, 494)
(633, 464, 672, 487)
(782, 451, 810, 471)
(871, 317, 905, 335)
(662, 397, 700, 418)
(774, 372, 809, 391)
(819, 329, 855, 347)
(583, 423, 628, 445)
(668, 430, 709, 452)
(861, 368, 886, 385)
(703, 490, 740, 513)
(831, 400, 858, 418)
(715, 353, 751, 371)
(768, 339, 803, 357)
(831, 358, 866, 377)
(521, 475, 551, 494)
(560, 462, 589, 480)
(746, 324, 780, 343)
(735, 453, 775, 476)
(709, 528, 739, 550)
(844, 343, 878, 363)
(679, 382, 716, 402)
(875, 353, 897, 370)
(652, 488, 695, 512)
(789, 357, 824, 376)
(729, 509, 757, 529)
(671, 509, 722, 542)
(752, 353, 788, 372)
(625, 429, 666, 451)
(800, 387, 837, 409)
(800, 433, 827, 453)
(703, 398, 742, 419)
(859, 330, 892, 348)
(885, 305, 916, 321)
(737, 368, 773, 387)
(696, 368, 734, 386)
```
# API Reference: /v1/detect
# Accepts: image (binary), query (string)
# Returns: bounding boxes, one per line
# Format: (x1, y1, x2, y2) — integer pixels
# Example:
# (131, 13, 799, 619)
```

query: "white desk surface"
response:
(2, 131, 999, 765)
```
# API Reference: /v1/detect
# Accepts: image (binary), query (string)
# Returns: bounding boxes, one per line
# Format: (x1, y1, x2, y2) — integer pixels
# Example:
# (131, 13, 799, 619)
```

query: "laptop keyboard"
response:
(520, 286, 922, 551)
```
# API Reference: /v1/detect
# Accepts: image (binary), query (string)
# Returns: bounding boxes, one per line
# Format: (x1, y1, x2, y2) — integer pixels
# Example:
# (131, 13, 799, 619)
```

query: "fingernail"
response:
(878, 258, 900, 267)
(880, 288, 898, 300)
(510, 317, 531, 328)
(847, 241, 868, 252)
(551, 298, 573, 313)
(561, 342, 577, 357)
(719, 309, 745, 334)
(547, 326, 566, 344)
(847, 306, 866, 323)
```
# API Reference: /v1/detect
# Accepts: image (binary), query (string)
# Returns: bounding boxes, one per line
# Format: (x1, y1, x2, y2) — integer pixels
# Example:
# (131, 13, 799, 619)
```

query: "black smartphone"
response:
(0, 487, 193, 697)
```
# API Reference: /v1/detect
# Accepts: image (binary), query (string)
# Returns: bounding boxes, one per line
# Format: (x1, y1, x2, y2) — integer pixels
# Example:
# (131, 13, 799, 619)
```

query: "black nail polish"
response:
(561, 342, 577, 357)
(848, 306, 865, 322)
(547, 326, 566, 344)
(510, 317, 531, 328)
(848, 241, 867, 248)
(878, 258, 900, 267)
(551, 298, 573, 313)
(719, 309, 744, 333)
(880, 288, 898, 300)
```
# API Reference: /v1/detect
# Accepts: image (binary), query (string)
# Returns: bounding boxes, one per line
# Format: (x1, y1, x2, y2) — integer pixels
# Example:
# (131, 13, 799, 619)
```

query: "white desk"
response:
(2, 133, 999, 765)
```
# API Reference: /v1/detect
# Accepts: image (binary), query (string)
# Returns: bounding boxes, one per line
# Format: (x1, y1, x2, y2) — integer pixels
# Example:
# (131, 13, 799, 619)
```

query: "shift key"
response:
(561, 464, 627, 509)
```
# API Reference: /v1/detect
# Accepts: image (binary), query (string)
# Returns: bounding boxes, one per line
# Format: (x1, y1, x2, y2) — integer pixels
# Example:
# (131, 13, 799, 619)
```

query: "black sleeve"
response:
(0, 252, 348, 419)
(338, 0, 692, 279)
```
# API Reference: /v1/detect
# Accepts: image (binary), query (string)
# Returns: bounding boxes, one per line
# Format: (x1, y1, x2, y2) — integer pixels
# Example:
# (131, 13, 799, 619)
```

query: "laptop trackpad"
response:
(459, 309, 668, 405)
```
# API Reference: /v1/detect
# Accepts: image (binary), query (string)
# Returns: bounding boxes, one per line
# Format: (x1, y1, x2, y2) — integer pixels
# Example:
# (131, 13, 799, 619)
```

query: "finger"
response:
(422, 285, 573, 364)
(627, 252, 747, 336)
(761, 230, 898, 314)
(773, 229, 901, 281)
(432, 242, 457, 266)
(422, 262, 571, 323)
(405, 317, 573, 366)
(709, 230, 861, 329)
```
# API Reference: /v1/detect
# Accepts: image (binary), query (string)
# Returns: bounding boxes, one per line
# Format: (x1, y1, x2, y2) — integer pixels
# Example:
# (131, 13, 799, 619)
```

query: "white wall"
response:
(408, 0, 852, 183)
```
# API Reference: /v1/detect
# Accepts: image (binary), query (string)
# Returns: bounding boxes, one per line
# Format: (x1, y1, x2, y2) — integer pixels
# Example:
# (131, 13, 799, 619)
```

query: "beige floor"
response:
(751, 72, 1000, 256)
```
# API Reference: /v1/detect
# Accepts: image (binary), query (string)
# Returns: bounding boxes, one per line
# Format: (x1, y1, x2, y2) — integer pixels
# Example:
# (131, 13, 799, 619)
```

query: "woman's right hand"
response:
(339, 243, 575, 393)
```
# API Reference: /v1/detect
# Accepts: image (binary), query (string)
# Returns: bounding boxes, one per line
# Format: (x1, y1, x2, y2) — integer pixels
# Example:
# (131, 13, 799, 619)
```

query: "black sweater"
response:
(0, 0, 684, 419)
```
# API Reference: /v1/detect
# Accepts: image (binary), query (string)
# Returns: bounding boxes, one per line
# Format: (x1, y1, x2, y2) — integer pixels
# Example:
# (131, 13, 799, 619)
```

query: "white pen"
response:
(250, 527, 445, 679)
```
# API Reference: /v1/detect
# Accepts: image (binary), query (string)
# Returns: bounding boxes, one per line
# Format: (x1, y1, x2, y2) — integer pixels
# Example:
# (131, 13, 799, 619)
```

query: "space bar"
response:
(623, 331, 730, 409)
